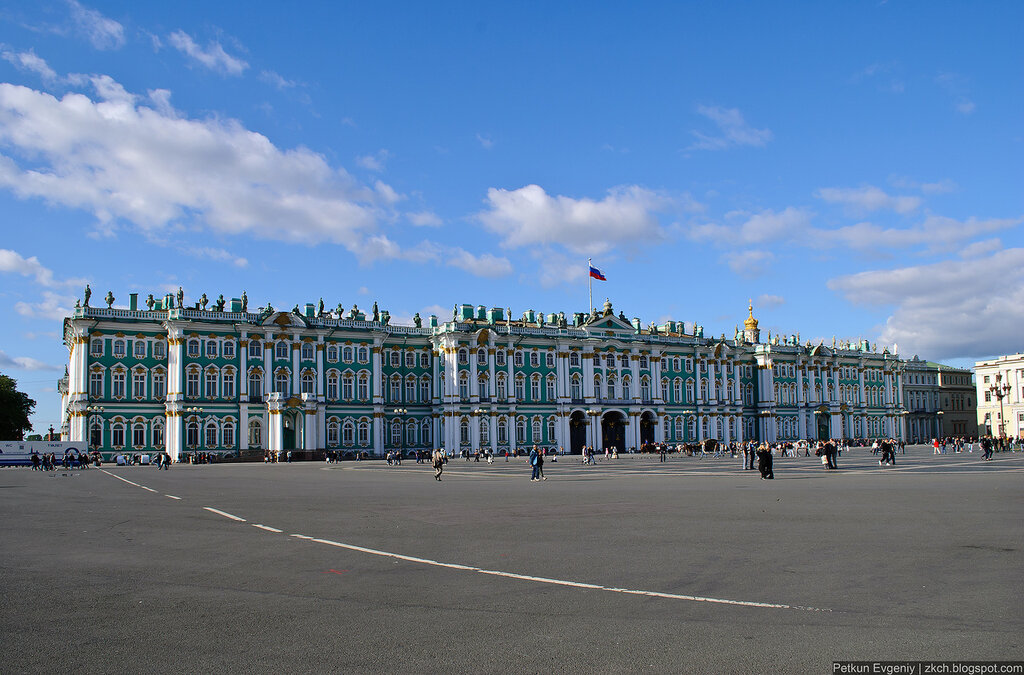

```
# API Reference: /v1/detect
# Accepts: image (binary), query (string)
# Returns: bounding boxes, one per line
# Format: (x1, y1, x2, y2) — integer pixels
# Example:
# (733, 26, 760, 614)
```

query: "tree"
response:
(25, 434, 42, 441)
(0, 374, 36, 441)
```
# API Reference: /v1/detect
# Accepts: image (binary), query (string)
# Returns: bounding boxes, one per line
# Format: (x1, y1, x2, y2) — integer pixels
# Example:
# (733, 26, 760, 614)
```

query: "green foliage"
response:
(0, 374, 36, 441)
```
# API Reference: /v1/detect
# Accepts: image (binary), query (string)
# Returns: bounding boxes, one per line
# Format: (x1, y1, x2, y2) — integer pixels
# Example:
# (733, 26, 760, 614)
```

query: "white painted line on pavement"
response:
(202, 507, 246, 522)
(253, 524, 283, 533)
(141, 486, 158, 492)
(100, 469, 142, 487)
(165, 495, 182, 500)
(303, 534, 830, 612)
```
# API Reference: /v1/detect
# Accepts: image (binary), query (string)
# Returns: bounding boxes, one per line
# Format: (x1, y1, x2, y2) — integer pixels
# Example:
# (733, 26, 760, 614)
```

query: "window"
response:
(248, 370, 263, 398)
(389, 350, 399, 367)
(186, 421, 199, 448)
(458, 349, 469, 365)
(478, 375, 487, 399)
(478, 349, 487, 366)
(152, 422, 164, 449)
(514, 351, 524, 367)
(113, 340, 126, 358)
(547, 417, 556, 443)
(532, 417, 542, 442)
(546, 376, 556, 401)
(459, 372, 469, 400)
(357, 373, 369, 400)
(530, 351, 540, 368)
(206, 370, 218, 398)
(112, 370, 126, 399)
(404, 351, 415, 369)
(480, 418, 489, 444)
(496, 373, 507, 400)
(340, 346, 352, 362)
(206, 340, 218, 359)
(420, 376, 430, 402)
(419, 352, 429, 368)
(276, 341, 289, 359)
(622, 376, 631, 400)
(90, 338, 103, 356)
(515, 375, 525, 400)
(343, 373, 353, 400)
(327, 420, 339, 447)
(187, 339, 199, 357)
(249, 420, 262, 448)
(327, 373, 338, 400)
(357, 346, 369, 363)
(545, 352, 555, 368)
(327, 345, 338, 361)
(205, 423, 218, 447)
(496, 350, 506, 367)
(132, 422, 145, 448)
(570, 352, 580, 367)
(133, 371, 146, 399)
(498, 417, 508, 444)
(223, 422, 235, 448)
(90, 371, 103, 398)
(222, 370, 235, 398)
(301, 372, 315, 395)
(459, 418, 470, 445)
(134, 340, 146, 358)
(343, 421, 354, 446)
(275, 371, 290, 396)
(571, 374, 582, 399)
(621, 355, 629, 368)
(516, 417, 526, 444)
(223, 340, 235, 359)
(301, 343, 314, 361)
(531, 375, 541, 401)
(606, 376, 615, 400)
(640, 376, 650, 401)
(358, 420, 370, 445)
(152, 372, 166, 399)
(388, 376, 400, 403)
(89, 419, 102, 448)
(154, 341, 166, 359)
(248, 340, 262, 359)
(111, 422, 125, 448)
(661, 378, 669, 402)
(407, 376, 418, 403)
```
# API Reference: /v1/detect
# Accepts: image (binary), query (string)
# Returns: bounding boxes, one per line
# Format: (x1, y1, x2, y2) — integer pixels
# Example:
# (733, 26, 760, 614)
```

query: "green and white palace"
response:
(59, 289, 911, 461)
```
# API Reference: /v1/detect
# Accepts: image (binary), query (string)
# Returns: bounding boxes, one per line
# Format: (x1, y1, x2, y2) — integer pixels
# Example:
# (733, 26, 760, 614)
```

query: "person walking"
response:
(529, 446, 541, 481)
(432, 448, 446, 481)
(755, 444, 774, 479)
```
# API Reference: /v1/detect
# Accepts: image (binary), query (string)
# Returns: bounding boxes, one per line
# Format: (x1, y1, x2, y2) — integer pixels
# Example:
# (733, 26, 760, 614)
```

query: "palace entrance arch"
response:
(601, 410, 626, 452)
(569, 410, 588, 453)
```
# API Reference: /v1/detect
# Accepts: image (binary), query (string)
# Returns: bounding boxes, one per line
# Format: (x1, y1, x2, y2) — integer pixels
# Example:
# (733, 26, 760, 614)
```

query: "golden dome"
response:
(743, 300, 759, 330)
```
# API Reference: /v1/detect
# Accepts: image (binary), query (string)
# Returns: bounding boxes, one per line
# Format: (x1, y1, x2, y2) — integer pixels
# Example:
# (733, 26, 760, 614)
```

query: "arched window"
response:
(248, 419, 262, 448)
(516, 416, 526, 444)
(275, 370, 290, 396)
(301, 343, 314, 360)
(111, 421, 126, 448)
(514, 374, 525, 400)
(639, 355, 648, 369)
(460, 417, 470, 445)
(357, 420, 370, 445)
(458, 348, 469, 365)
(458, 372, 469, 400)
(205, 369, 218, 398)
(420, 375, 431, 402)
(391, 420, 402, 447)
(497, 373, 507, 400)
(327, 372, 339, 400)
(477, 348, 487, 365)
(594, 374, 602, 398)
(186, 420, 199, 448)
(498, 417, 508, 444)
(327, 345, 338, 361)
(357, 373, 369, 400)
(531, 417, 541, 443)
(546, 351, 555, 368)
(530, 351, 540, 368)
(342, 372, 354, 400)
(276, 341, 289, 359)
(673, 378, 682, 403)
(222, 368, 235, 399)
(531, 374, 541, 401)
(111, 370, 126, 399)
(570, 352, 580, 367)
(640, 375, 650, 401)
(496, 350, 506, 366)
(342, 420, 354, 446)
(480, 418, 489, 443)
(660, 377, 669, 402)
(342, 346, 353, 362)
(186, 339, 199, 357)
(357, 346, 369, 363)
(205, 422, 218, 447)
(132, 421, 145, 448)
(622, 375, 631, 400)
(327, 420, 339, 447)
(478, 374, 488, 399)
(700, 379, 708, 402)
(390, 375, 401, 402)
(406, 420, 417, 447)
(389, 350, 399, 368)
(547, 416, 556, 443)
(571, 374, 582, 399)
(301, 371, 315, 395)
(248, 369, 263, 398)
(406, 375, 417, 403)
(675, 417, 683, 440)
(248, 340, 262, 359)
(223, 421, 235, 448)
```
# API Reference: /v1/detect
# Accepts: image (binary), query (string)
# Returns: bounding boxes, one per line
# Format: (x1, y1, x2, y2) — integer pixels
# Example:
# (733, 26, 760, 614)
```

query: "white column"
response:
(432, 349, 440, 404)
(291, 337, 300, 395)
(372, 345, 383, 405)
(508, 413, 518, 455)
(583, 350, 595, 399)
(469, 352, 479, 403)
(315, 340, 324, 398)
(372, 413, 383, 456)
(490, 413, 497, 454)
(708, 362, 718, 404)
(263, 335, 272, 396)
(240, 333, 249, 398)
(858, 367, 866, 407)
(626, 412, 637, 450)
(488, 349, 496, 399)
(732, 362, 740, 402)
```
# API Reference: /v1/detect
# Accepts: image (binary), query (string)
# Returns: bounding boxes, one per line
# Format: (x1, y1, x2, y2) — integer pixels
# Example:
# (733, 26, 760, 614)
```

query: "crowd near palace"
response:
(57, 286, 987, 462)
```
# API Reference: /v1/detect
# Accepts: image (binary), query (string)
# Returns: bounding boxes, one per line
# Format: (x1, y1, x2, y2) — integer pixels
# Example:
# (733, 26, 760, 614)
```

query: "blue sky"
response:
(0, 1, 1021, 433)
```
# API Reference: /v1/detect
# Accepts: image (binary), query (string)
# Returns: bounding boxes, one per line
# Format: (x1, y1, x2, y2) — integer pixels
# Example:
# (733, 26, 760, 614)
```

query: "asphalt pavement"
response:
(1, 445, 1021, 674)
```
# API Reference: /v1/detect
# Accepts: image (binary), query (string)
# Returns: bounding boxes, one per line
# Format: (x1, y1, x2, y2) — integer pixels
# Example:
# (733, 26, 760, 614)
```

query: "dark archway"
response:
(283, 412, 298, 450)
(640, 411, 657, 446)
(815, 409, 830, 441)
(601, 411, 626, 452)
(569, 410, 587, 454)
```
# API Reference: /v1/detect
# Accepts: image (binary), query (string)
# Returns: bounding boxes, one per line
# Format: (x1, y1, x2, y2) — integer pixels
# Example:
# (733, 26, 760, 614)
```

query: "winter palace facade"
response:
(60, 291, 914, 461)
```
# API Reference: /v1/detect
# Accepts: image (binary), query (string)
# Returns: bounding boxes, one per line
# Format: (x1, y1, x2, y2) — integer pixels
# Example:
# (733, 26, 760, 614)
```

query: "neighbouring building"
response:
(59, 289, 914, 461)
(975, 353, 1024, 438)
(902, 356, 977, 442)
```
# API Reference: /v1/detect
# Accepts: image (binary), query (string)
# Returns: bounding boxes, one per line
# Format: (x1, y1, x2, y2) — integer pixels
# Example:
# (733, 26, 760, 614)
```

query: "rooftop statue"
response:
(105, 290, 114, 308)
(413, 312, 422, 328)
(83, 284, 91, 307)
(215, 294, 225, 312)
(146, 294, 155, 310)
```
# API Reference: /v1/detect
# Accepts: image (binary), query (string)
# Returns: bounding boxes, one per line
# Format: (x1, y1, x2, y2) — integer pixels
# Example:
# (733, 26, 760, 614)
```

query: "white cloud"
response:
(15, 290, 75, 320)
(688, 207, 812, 246)
(956, 99, 976, 115)
(757, 294, 785, 308)
(178, 246, 248, 268)
(68, 0, 125, 51)
(356, 149, 390, 173)
(724, 250, 773, 277)
(0, 249, 84, 288)
(828, 248, 1024, 360)
(816, 215, 1021, 253)
(168, 31, 248, 76)
(959, 238, 1002, 259)
(407, 211, 442, 227)
(0, 349, 59, 371)
(888, 176, 957, 195)
(815, 185, 921, 214)
(446, 249, 513, 278)
(1, 48, 58, 83)
(478, 184, 668, 256)
(689, 105, 772, 151)
(259, 70, 296, 89)
(475, 133, 494, 149)
(376, 240, 512, 279)
(0, 78, 398, 253)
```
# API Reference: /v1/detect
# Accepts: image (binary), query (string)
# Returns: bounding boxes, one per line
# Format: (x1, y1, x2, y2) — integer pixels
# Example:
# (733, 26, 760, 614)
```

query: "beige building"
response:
(903, 357, 977, 441)
(975, 353, 1024, 438)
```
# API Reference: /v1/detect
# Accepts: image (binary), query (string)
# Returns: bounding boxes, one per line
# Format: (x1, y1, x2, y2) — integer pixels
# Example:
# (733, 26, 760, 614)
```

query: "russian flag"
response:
(589, 265, 607, 281)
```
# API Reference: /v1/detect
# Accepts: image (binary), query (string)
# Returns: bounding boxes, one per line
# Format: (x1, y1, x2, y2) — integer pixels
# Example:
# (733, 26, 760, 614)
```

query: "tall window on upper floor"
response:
(326, 345, 338, 362)
(477, 349, 487, 366)
(152, 372, 166, 400)
(187, 339, 200, 358)
(406, 376, 417, 403)
(420, 376, 430, 402)
(640, 376, 650, 401)
(222, 370, 235, 399)
(546, 352, 555, 368)
(406, 351, 415, 369)
(458, 372, 469, 400)
(458, 349, 469, 365)
(496, 350, 506, 367)
(206, 340, 218, 359)
(327, 373, 338, 400)
(342, 373, 353, 400)
(496, 373, 506, 400)
(639, 355, 648, 369)
(90, 371, 103, 398)
(478, 375, 487, 399)
(275, 371, 289, 396)
(113, 339, 126, 358)
(515, 375, 525, 400)
(389, 350, 399, 367)
(357, 346, 369, 363)
(342, 346, 353, 362)
(547, 376, 556, 401)
(133, 371, 146, 399)
(154, 340, 166, 359)
(220, 340, 234, 359)
(419, 352, 430, 368)
(357, 373, 369, 400)
(661, 378, 669, 402)
(606, 377, 615, 400)
(622, 376, 631, 400)
(514, 351, 524, 368)
(571, 374, 582, 400)
(133, 340, 146, 359)
(621, 354, 629, 368)
(301, 343, 314, 361)
(248, 371, 263, 398)
(248, 340, 262, 359)
(112, 371, 125, 399)
(276, 341, 289, 359)
(206, 370, 218, 398)
(90, 338, 103, 357)
(530, 351, 540, 368)
(301, 372, 315, 395)
(186, 369, 199, 398)
(531, 375, 541, 401)
(570, 352, 580, 367)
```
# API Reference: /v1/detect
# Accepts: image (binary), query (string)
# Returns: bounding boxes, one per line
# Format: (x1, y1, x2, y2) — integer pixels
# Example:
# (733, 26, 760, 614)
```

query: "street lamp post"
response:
(987, 373, 1011, 438)
(936, 410, 944, 441)
(587, 408, 601, 449)
(85, 405, 104, 449)
(393, 407, 407, 459)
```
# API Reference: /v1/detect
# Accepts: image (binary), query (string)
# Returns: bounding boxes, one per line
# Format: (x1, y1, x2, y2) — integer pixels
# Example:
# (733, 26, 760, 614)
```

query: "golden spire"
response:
(744, 299, 758, 330)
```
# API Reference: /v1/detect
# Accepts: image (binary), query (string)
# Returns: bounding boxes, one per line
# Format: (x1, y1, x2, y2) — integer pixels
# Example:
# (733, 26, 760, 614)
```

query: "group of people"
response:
(30, 450, 94, 470)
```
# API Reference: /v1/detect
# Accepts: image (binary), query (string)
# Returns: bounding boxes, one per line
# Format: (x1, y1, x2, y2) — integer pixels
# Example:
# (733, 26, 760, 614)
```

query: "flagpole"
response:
(588, 258, 593, 315)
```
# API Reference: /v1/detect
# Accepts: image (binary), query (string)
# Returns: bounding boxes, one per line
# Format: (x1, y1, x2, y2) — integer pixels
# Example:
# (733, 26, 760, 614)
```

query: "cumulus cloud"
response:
(15, 290, 76, 320)
(529, 248, 588, 288)
(828, 248, 1024, 360)
(407, 211, 442, 227)
(889, 176, 957, 195)
(689, 105, 772, 151)
(384, 241, 512, 279)
(0, 78, 398, 252)
(0, 249, 83, 288)
(815, 185, 921, 214)
(259, 70, 296, 89)
(168, 31, 248, 75)
(356, 149, 390, 173)
(0, 349, 59, 371)
(724, 250, 774, 277)
(688, 207, 812, 246)
(478, 184, 669, 256)
(815, 215, 1022, 253)
(68, 0, 125, 51)
(757, 294, 785, 308)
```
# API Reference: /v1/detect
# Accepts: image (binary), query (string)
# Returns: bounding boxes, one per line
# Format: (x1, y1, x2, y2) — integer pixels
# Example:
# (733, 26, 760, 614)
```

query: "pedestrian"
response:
(755, 444, 774, 479)
(432, 448, 445, 481)
(529, 446, 541, 481)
